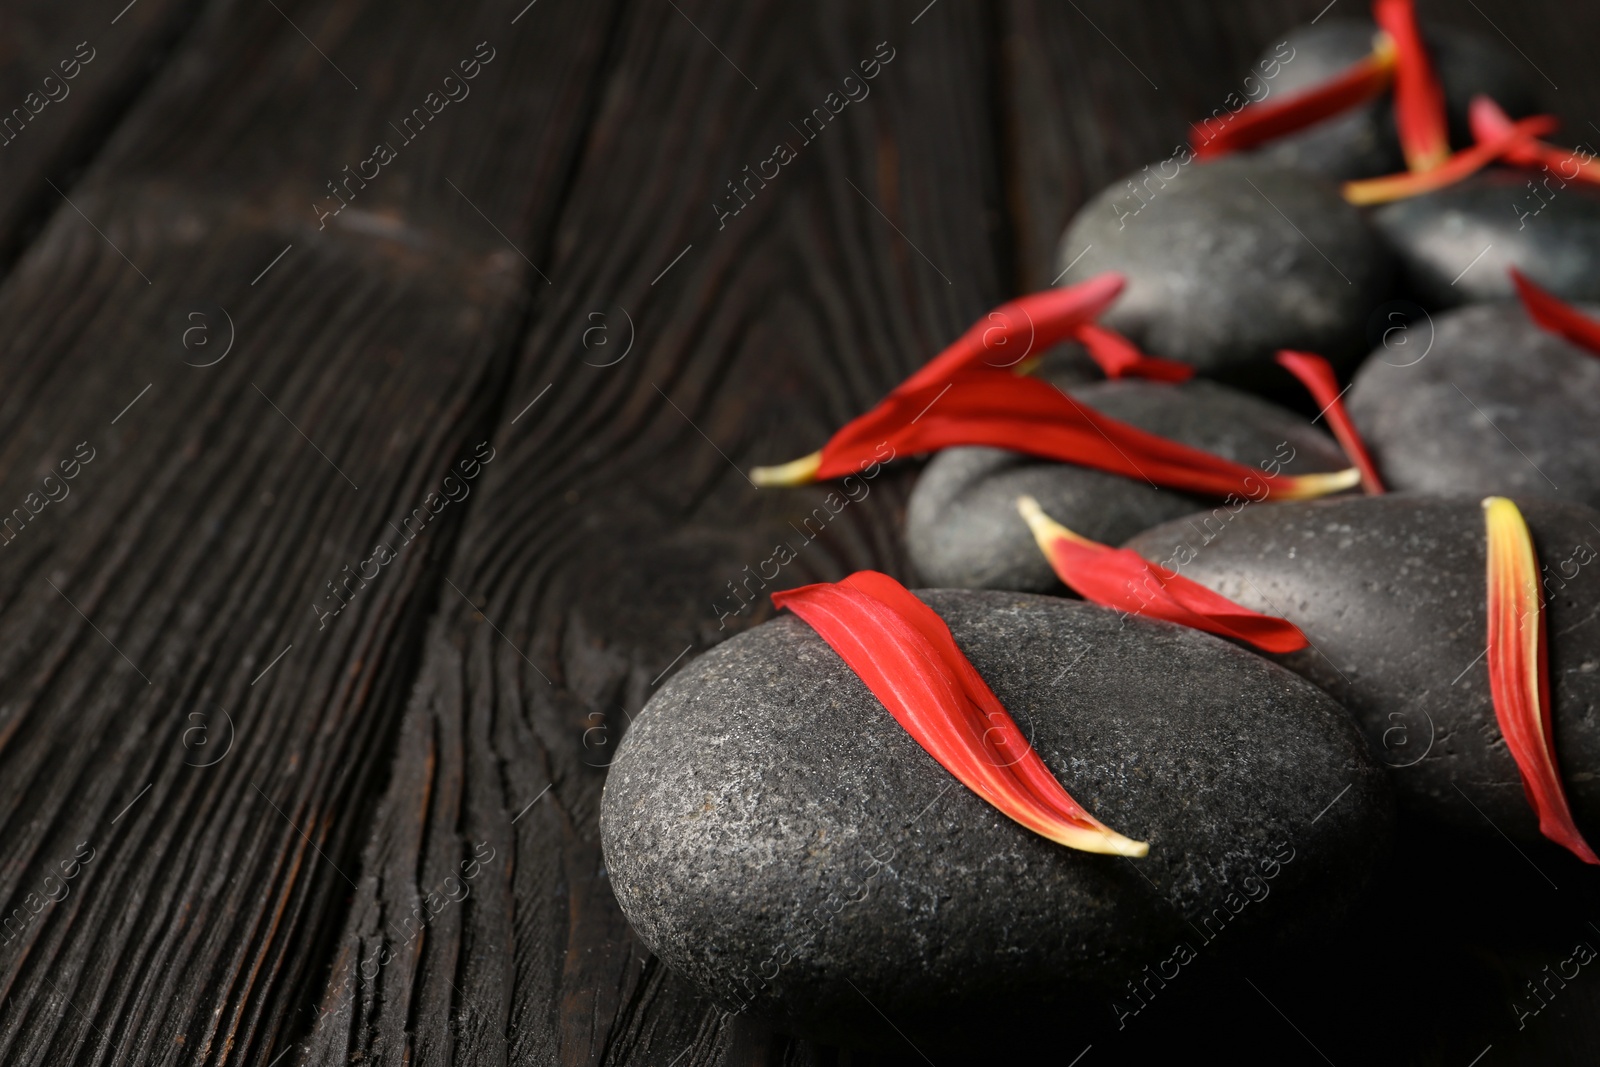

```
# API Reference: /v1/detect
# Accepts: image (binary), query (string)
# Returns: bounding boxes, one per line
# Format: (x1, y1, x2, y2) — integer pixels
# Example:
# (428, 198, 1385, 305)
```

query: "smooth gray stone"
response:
(1370, 170, 1600, 307)
(601, 591, 1391, 1046)
(1346, 301, 1600, 510)
(1248, 21, 1402, 181)
(1249, 20, 1543, 181)
(907, 379, 1348, 592)
(1058, 157, 1393, 375)
(1124, 495, 1600, 849)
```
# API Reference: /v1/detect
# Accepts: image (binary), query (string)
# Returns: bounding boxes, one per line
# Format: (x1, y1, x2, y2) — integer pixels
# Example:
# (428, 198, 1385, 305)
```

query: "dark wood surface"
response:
(0, 1, 1594, 1064)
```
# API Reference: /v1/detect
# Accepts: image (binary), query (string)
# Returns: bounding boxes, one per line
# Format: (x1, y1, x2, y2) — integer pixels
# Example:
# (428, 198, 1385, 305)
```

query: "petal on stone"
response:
(899, 273, 1126, 392)
(1374, 0, 1450, 172)
(771, 571, 1149, 857)
(789, 369, 1361, 499)
(1469, 95, 1600, 185)
(1343, 113, 1559, 204)
(1483, 497, 1599, 864)
(1073, 322, 1196, 382)
(1275, 349, 1385, 494)
(1190, 32, 1396, 160)
(1510, 267, 1600, 358)
(1017, 496, 1309, 654)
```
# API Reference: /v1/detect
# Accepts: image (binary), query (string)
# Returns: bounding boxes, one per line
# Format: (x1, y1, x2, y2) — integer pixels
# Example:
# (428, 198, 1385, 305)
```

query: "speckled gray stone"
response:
(1370, 169, 1600, 307)
(1124, 495, 1600, 848)
(1057, 157, 1393, 375)
(601, 592, 1391, 1046)
(907, 378, 1349, 592)
(1250, 20, 1543, 181)
(1346, 301, 1600, 510)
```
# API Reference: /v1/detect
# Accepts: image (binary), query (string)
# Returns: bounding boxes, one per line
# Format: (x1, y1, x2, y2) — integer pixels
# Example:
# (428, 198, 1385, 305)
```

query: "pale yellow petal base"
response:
(750, 450, 822, 487)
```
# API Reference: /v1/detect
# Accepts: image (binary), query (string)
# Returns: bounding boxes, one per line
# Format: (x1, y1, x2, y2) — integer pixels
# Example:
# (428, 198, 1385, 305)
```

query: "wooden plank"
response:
(0, 1, 621, 1063)
(0, 0, 202, 271)
(300, 1, 1012, 1063)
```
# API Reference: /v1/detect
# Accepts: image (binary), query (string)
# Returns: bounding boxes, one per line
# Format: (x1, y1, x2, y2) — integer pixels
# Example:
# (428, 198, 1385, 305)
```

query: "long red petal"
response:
(1482, 498, 1599, 864)
(1072, 323, 1196, 382)
(1343, 113, 1560, 204)
(778, 368, 1359, 500)
(1018, 497, 1309, 654)
(1470, 96, 1600, 185)
(1275, 350, 1385, 494)
(1510, 267, 1600, 357)
(899, 274, 1126, 394)
(1190, 35, 1397, 160)
(771, 571, 1148, 857)
(1373, 0, 1450, 171)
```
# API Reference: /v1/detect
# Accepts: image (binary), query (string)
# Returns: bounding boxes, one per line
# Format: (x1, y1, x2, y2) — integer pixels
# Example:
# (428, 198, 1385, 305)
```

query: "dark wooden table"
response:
(0, 1, 1597, 1063)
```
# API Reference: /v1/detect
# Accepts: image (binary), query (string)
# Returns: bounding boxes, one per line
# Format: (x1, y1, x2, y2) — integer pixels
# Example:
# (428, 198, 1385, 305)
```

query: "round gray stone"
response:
(907, 378, 1349, 592)
(601, 591, 1392, 1046)
(1123, 494, 1600, 849)
(1346, 301, 1600, 510)
(1369, 169, 1600, 308)
(1057, 157, 1394, 375)
(1249, 20, 1543, 181)
(1248, 20, 1403, 181)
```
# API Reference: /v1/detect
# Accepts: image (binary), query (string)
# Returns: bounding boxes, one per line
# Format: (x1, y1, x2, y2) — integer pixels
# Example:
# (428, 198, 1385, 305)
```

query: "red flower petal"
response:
(1072, 323, 1196, 382)
(1274, 350, 1385, 495)
(1373, 0, 1450, 172)
(754, 368, 1360, 500)
(899, 274, 1126, 394)
(1018, 497, 1309, 654)
(1190, 34, 1397, 160)
(1343, 112, 1560, 204)
(771, 571, 1148, 856)
(1468, 93, 1518, 143)
(1482, 498, 1599, 864)
(1470, 95, 1600, 185)
(1510, 267, 1600, 357)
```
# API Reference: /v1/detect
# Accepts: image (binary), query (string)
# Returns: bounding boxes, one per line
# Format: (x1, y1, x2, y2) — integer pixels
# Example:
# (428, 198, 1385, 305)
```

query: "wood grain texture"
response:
(300, 1, 1009, 1063)
(0, 0, 202, 272)
(0, 0, 620, 1063)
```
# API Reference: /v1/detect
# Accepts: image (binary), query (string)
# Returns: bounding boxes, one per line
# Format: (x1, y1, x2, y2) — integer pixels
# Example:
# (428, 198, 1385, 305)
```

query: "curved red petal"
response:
(1510, 267, 1600, 357)
(1470, 95, 1600, 182)
(1019, 498, 1309, 655)
(816, 369, 1358, 501)
(1344, 113, 1560, 204)
(771, 572, 1148, 856)
(1374, 0, 1451, 171)
(899, 274, 1126, 394)
(1190, 37, 1395, 159)
(1275, 350, 1385, 494)
(1073, 323, 1196, 382)
(1483, 498, 1599, 864)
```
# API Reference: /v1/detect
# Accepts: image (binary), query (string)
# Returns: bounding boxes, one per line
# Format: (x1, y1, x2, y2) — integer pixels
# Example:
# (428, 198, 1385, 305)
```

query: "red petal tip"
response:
(1072, 323, 1196, 382)
(1274, 350, 1384, 495)
(1509, 268, 1600, 359)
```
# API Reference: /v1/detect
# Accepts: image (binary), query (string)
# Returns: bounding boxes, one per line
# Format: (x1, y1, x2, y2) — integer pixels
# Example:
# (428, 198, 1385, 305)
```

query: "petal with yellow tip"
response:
(1017, 496, 1309, 655)
(1483, 497, 1599, 865)
(772, 571, 1148, 858)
